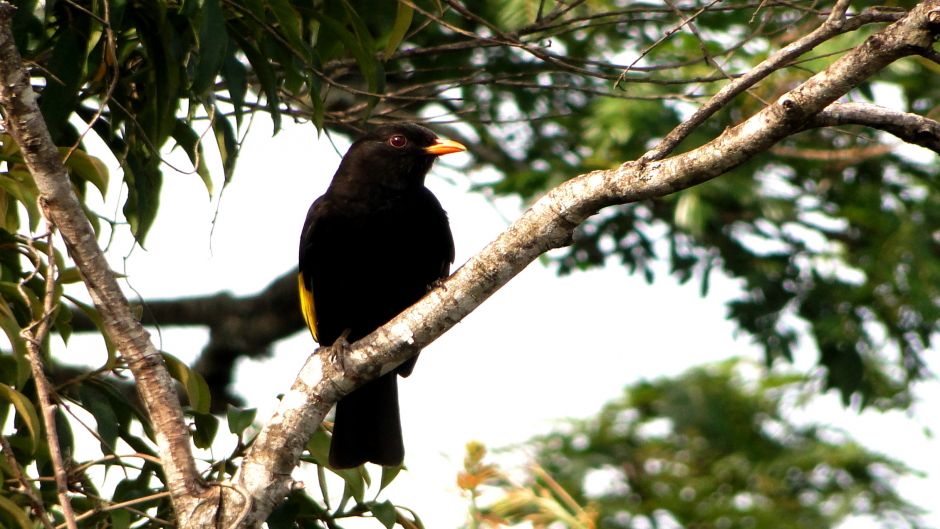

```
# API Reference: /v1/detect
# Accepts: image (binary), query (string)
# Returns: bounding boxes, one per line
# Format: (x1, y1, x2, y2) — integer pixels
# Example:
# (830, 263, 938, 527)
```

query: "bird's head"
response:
(332, 123, 467, 193)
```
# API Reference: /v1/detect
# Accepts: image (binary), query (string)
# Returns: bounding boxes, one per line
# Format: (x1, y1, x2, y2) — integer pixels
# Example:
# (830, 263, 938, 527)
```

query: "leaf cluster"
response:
(465, 360, 926, 529)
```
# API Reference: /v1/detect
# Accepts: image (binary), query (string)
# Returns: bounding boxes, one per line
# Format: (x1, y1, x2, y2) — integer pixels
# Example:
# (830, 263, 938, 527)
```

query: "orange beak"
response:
(424, 138, 467, 156)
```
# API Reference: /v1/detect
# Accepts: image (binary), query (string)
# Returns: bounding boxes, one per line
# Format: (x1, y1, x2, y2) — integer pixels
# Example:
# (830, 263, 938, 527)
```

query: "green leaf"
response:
(306, 424, 331, 465)
(266, 0, 307, 54)
(0, 383, 41, 452)
(123, 152, 162, 244)
(171, 119, 213, 196)
(162, 352, 212, 414)
(220, 47, 248, 127)
(241, 0, 265, 21)
(57, 267, 83, 284)
(334, 466, 367, 505)
(341, 1, 385, 95)
(38, 26, 86, 142)
(192, 412, 219, 449)
(233, 35, 281, 130)
(0, 302, 30, 386)
(192, 0, 228, 94)
(0, 170, 40, 231)
(383, 3, 413, 60)
(64, 295, 117, 369)
(313, 9, 385, 115)
(226, 404, 256, 436)
(210, 106, 239, 184)
(370, 500, 398, 529)
(79, 383, 119, 452)
(317, 464, 330, 510)
(62, 147, 109, 198)
(379, 464, 402, 493)
(674, 190, 706, 237)
(0, 494, 32, 529)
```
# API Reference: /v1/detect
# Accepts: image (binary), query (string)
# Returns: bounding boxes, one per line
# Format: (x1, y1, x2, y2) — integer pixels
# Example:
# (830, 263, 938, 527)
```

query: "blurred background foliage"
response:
(1, 0, 938, 527)
(459, 360, 926, 529)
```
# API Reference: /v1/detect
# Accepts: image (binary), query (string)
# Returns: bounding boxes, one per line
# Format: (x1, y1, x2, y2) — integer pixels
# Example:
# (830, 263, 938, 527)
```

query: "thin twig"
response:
(616, 0, 725, 87)
(58, 491, 172, 528)
(19, 229, 78, 529)
(1, 434, 57, 529)
(639, 5, 905, 163)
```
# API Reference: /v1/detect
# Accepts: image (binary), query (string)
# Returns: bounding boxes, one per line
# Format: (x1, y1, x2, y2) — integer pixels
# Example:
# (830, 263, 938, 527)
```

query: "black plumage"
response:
(298, 123, 465, 468)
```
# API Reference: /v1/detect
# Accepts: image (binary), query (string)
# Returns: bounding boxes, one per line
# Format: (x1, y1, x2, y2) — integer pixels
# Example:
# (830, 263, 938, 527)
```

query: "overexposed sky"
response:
(63, 114, 939, 528)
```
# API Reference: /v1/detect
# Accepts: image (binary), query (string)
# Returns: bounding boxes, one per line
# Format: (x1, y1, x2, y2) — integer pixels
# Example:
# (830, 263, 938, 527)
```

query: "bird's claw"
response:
(428, 277, 448, 292)
(328, 329, 352, 373)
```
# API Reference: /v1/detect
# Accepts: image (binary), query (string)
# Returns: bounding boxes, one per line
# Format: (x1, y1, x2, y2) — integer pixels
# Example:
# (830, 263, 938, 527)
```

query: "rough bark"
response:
(0, 2, 208, 524)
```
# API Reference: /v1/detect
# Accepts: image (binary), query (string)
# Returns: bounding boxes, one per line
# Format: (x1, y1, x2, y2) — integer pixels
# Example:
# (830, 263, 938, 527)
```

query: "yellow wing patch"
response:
(298, 272, 319, 343)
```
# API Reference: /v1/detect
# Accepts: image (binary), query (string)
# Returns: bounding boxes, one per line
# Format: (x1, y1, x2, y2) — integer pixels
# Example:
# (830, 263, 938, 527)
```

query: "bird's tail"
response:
(329, 373, 404, 469)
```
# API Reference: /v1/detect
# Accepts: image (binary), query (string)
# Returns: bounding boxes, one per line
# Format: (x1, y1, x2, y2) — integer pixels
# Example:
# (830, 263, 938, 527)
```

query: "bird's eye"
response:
(388, 135, 408, 148)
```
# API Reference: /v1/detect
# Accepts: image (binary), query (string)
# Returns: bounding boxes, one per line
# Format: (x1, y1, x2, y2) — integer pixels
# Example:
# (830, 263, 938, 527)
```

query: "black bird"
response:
(298, 123, 465, 468)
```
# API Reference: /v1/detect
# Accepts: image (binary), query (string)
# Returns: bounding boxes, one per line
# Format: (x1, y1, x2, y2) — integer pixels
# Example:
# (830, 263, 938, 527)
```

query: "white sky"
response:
(53, 114, 940, 528)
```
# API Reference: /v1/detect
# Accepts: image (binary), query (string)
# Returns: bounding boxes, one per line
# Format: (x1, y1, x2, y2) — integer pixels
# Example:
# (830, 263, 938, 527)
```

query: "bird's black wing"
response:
(298, 196, 325, 343)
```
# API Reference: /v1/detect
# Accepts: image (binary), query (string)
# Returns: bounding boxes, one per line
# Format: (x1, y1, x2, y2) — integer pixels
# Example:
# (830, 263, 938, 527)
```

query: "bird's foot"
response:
(428, 277, 448, 292)
(328, 329, 352, 373)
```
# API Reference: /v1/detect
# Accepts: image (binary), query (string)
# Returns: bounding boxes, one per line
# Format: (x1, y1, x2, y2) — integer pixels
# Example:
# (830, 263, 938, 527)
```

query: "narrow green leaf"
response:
(313, 10, 385, 115)
(192, 412, 219, 449)
(171, 119, 213, 196)
(37, 26, 86, 142)
(379, 464, 402, 492)
(242, 0, 265, 20)
(192, 0, 228, 94)
(233, 34, 281, 130)
(221, 46, 247, 127)
(317, 463, 331, 510)
(0, 189, 12, 232)
(61, 147, 109, 198)
(383, 3, 413, 60)
(79, 383, 119, 452)
(266, 0, 307, 53)
(0, 494, 32, 529)
(57, 267, 83, 284)
(53, 301, 72, 343)
(308, 72, 325, 132)
(334, 467, 367, 505)
(53, 406, 75, 460)
(341, 2, 386, 97)
(0, 278, 42, 320)
(0, 302, 30, 386)
(64, 295, 117, 368)
(162, 352, 212, 414)
(210, 106, 239, 184)
(123, 152, 162, 244)
(306, 425, 331, 465)
(0, 170, 40, 231)
(0, 383, 41, 452)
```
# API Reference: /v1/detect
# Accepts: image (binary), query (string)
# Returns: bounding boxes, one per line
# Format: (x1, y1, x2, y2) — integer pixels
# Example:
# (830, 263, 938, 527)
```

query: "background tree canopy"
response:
(459, 360, 926, 529)
(1, 0, 938, 527)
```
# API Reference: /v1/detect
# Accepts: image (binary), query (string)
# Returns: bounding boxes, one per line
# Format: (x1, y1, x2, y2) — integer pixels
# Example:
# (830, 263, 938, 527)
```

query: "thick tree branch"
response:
(219, 2, 940, 527)
(809, 101, 940, 154)
(0, 3, 207, 525)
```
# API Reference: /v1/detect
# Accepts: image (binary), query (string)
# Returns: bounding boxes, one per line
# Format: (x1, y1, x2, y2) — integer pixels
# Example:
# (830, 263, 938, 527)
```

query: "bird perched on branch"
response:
(298, 123, 466, 468)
